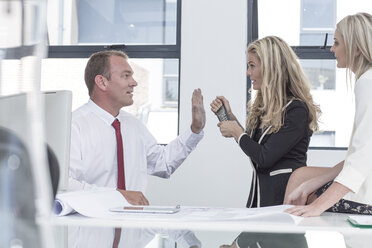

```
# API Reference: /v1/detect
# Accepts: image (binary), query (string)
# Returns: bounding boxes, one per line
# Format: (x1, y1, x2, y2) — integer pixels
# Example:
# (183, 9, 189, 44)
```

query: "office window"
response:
(305, 62, 354, 148)
(163, 59, 178, 106)
(251, 0, 372, 148)
(47, 0, 177, 45)
(300, 0, 336, 92)
(42, 0, 181, 143)
(300, 60, 336, 90)
(257, 0, 372, 46)
(40, 58, 178, 144)
(257, 0, 333, 46)
(300, 0, 336, 46)
(310, 131, 336, 147)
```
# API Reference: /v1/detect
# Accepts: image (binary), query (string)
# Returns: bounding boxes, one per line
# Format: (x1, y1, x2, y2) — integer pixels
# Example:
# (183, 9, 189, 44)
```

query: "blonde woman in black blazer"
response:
(211, 36, 321, 208)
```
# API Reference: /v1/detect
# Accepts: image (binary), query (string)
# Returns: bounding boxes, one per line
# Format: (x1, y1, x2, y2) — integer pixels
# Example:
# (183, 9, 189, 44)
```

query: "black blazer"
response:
(239, 100, 312, 207)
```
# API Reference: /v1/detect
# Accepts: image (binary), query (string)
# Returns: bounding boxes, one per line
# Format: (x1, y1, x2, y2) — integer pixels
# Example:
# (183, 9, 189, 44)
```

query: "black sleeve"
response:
(238, 102, 309, 169)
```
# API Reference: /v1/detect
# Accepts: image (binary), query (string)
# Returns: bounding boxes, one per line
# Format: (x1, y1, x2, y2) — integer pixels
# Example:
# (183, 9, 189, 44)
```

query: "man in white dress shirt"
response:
(69, 50, 205, 204)
(67, 50, 204, 248)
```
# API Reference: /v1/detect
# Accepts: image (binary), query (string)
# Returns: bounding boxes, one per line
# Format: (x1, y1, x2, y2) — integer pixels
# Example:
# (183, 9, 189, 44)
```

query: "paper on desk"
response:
(233, 205, 303, 224)
(54, 190, 302, 225)
(173, 205, 303, 224)
(108, 205, 302, 225)
(54, 188, 128, 217)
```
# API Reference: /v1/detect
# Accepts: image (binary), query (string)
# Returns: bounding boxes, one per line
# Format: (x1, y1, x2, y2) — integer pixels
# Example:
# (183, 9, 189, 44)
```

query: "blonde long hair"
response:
(336, 12, 372, 81)
(246, 36, 321, 134)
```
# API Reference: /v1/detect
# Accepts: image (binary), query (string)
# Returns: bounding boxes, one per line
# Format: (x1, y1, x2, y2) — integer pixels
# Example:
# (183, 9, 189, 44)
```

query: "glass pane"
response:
(300, 60, 336, 90)
(163, 59, 178, 105)
(300, 33, 334, 46)
(40, 58, 179, 144)
(302, 0, 336, 29)
(258, 0, 372, 46)
(47, 0, 177, 45)
(302, 59, 354, 148)
(0, 1, 58, 246)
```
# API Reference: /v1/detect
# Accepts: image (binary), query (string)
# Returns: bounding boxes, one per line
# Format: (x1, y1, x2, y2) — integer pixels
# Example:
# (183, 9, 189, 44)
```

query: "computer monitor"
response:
(0, 90, 72, 191)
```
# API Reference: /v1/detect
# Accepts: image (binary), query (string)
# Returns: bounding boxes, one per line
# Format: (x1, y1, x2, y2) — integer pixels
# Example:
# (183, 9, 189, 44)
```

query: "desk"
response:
(43, 212, 372, 248)
(51, 212, 370, 233)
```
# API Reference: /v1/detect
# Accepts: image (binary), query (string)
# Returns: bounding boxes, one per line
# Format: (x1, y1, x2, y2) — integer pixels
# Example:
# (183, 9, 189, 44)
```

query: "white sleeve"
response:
(144, 125, 204, 178)
(68, 121, 102, 191)
(335, 76, 372, 193)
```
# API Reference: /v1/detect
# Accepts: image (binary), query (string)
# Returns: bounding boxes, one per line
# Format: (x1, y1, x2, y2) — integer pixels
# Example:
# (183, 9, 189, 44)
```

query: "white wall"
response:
(146, 0, 348, 208)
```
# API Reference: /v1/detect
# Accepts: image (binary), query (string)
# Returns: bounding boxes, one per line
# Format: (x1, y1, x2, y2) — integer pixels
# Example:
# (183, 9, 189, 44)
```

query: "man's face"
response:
(105, 55, 138, 108)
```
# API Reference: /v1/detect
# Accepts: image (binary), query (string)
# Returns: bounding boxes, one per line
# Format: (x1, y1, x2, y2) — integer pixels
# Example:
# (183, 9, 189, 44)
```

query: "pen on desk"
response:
(123, 206, 144, 210)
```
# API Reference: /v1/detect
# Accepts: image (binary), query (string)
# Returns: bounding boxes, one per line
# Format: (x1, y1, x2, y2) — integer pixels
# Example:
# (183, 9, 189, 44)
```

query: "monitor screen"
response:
(0, 91, 72, 191)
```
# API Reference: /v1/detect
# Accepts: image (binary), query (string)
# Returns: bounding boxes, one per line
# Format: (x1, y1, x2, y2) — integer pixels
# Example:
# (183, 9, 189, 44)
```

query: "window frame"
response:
(247, 0, 346, 150)
(45, 0, 182, 138)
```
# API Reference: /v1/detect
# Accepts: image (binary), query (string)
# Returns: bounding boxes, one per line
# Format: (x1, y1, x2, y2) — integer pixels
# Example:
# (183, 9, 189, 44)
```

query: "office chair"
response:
(0, 126, 59, 247)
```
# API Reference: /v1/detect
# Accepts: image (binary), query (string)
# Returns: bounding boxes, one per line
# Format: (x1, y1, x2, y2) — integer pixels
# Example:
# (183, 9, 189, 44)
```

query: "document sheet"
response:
(54, 189, 302, 224)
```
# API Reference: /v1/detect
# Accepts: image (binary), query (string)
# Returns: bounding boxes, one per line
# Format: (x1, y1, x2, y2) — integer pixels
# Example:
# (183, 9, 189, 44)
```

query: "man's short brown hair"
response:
(84, 50, 129, 96)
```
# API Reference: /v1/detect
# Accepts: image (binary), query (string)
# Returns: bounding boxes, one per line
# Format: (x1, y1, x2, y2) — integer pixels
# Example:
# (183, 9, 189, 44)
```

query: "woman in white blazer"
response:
(285, 12, 372, 217)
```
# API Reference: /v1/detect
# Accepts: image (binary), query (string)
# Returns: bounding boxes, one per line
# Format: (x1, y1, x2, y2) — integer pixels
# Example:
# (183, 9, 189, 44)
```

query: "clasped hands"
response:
(210, 96, 244, 141)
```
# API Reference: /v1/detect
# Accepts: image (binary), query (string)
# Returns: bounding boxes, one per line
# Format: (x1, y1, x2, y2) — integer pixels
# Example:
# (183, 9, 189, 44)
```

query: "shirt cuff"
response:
(238, 132, 248, 144)
(334, 164, 365, 193)
(179, 127, 204, 148)
(189, 125, 204, 138)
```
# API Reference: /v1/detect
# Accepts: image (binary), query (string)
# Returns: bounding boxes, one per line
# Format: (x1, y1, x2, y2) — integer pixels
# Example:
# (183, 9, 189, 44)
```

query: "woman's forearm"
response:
(227, 111, 245, 131)
(305, 161, 345, 194)
(311, 181, 351, 212)
(285, 181, 351, 217)
(227, 111, 237, 121)
(318, 161, 344, 185)
(284, 161, 345, 205)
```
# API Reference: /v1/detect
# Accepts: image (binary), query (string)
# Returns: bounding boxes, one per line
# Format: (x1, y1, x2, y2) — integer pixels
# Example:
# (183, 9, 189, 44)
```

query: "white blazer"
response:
(335, 68, 372, 205)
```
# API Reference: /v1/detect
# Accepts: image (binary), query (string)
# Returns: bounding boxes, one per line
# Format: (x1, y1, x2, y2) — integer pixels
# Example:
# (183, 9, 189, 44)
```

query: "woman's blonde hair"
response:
(246, 36, 321, 134)
(336, 12, 372, 81)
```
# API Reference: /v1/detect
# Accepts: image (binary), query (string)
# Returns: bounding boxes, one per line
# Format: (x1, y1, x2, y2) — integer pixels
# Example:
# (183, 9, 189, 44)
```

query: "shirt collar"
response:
(87, 99, 118, 126)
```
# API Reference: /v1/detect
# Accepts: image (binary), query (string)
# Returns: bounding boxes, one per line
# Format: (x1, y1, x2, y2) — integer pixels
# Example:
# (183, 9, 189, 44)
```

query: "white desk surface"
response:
(46, 212, 372, 235)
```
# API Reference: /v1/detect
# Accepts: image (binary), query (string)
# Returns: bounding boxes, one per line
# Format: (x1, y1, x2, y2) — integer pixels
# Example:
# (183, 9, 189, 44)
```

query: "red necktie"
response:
(112, 119, 126, 190)
(112, 119, 125, 248)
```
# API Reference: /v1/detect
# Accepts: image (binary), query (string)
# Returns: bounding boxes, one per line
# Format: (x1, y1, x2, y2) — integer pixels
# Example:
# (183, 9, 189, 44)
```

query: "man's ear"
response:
(95, 75, 107, 91)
